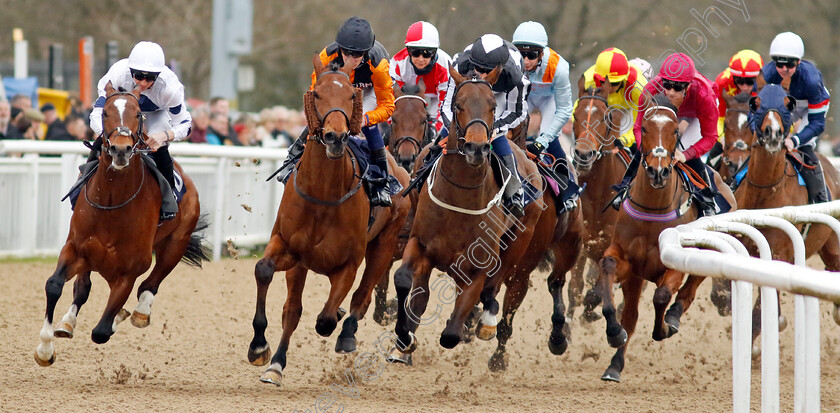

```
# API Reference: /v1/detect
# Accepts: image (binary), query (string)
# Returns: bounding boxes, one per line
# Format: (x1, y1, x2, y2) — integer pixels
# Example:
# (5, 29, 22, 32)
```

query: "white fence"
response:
(0, 140, 289, 261)
(660, 201, 840, 413)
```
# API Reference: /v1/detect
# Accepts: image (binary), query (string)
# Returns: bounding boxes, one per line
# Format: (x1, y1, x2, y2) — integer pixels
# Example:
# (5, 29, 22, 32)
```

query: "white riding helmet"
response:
(769, 32, 804, 59)
(128, 41, 166, 73)
(629, 58, 653, 80)
(405, 21, 440, 49)
(512, 21, 548, 48)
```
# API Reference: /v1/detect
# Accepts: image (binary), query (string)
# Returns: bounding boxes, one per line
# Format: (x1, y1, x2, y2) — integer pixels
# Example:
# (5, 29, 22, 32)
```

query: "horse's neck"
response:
(89, 158, 146, 202)
(629, 173, 680, 211)
(746, 146, 787, 187)
(438, 155, 495, 196)
(298, 143, 355, 197)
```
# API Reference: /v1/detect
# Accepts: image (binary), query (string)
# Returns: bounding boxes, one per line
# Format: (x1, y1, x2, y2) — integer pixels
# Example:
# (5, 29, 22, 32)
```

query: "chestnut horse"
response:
(391, 66, 546, 362)
(570, 87, 631, 325)
(35, 83, 207, 366)
(595, 96, 736, 382)
(735, 84, 840, 343)
(247, 56, 410, 386)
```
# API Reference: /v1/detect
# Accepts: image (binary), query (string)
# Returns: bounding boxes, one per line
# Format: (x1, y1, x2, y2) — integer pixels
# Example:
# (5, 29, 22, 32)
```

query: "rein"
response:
(84, 165, 146, 210)
(449, 78, 494, 155)
(426, 156, 509, 215)
(293, 149, 366, 207)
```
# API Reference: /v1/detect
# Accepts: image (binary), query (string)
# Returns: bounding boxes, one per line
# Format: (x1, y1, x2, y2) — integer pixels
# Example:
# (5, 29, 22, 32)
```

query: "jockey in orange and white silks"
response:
(389, 21, 452, 131)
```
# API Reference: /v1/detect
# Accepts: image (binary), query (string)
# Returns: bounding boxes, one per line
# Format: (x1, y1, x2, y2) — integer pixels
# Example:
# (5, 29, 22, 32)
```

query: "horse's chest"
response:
(623, 235, 665, 278)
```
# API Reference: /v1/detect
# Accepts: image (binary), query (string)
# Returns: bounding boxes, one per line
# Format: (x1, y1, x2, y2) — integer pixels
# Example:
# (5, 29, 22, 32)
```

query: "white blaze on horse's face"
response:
(737, 113, 748, 130)
(763, 113, 784, 154)
(113, 97, 127, 125)
(332, 80, 343, 88)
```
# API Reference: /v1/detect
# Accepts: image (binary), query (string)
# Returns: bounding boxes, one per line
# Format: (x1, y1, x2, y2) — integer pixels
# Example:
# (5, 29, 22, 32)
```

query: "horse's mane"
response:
(329, 61, 342, 72)
(732, 91, 751, 104)
(401, 83, 422, 96)
(649, 94, 679, 114)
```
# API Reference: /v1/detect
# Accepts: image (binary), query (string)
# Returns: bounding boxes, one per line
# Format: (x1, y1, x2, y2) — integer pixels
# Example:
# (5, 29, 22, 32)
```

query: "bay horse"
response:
(570, 87, 631, 326)
(247, 55, 411, 386)
(35, 83, 207, 366)
(735, 83, 840, 343)
(391, 65, 546, 363)
(595, 95, 737, 382)
(371, 80, 436, 325)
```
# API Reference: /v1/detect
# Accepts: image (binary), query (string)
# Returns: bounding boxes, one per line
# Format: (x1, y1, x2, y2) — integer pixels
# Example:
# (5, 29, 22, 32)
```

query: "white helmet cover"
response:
(769, 32, 804, 59)
(512, 21, 548, 48)
(128, 41, 166, 73)
(405, 21, 440, 48)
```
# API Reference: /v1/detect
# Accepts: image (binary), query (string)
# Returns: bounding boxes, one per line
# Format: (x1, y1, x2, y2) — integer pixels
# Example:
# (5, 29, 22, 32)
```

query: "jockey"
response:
(440, 34, 530, 217)
(511, 21, 581, 211)
(761, 32, 831, 203)
(389, 21, 452, 131)
(614, 52, 720, 217)
(706, 49, 763, 166)
(578, 47, 649, 149)
(277, 16, 395, 207)
(85, 41, 191, 220)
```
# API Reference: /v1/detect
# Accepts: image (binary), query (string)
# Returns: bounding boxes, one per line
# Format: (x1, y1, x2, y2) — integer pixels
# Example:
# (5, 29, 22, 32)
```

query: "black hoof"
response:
(548, 335, 568, 356)
(440, 332, 461, 349)
(336, 307, 347, 321)
(91, 328, 112, 344)
(335, 336, 357, 354)
(315, 317, 337, 337)
(580, 310, 602, 324)
(666, 321, 679, 338)
(601, 367, 621, 382)
(606, 328, 627, 348)
(488, 352, 507, 372)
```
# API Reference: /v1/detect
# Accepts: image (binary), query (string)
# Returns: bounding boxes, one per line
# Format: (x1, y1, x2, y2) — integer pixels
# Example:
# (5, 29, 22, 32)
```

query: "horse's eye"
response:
(313, 91, 320, 99)
(453, 104, 461, 112)
(641, 126, 646, 133)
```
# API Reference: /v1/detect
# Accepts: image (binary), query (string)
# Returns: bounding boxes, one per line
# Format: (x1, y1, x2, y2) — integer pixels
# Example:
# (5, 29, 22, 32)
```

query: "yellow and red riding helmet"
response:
(728, 49, 763, 77)
(593, 47, 629, 86)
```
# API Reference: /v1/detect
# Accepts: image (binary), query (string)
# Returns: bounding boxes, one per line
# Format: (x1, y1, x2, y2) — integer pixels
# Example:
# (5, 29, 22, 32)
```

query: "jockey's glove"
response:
(527, 140, 545, 156)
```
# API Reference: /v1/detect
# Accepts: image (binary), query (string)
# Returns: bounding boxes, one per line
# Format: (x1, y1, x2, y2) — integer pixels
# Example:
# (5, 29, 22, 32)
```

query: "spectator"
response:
(206, 112, 234, 145)
(209, 96, 242, 145)
(65, 113, 90, 140)
(42, 103, 73, 141)
(271, 106, 294, 147)
(10, 94, 32, 111)
(233, 112, 259, 146)
(0, 100, 23, 139)
(21, 108, 44, 140)
(188, 105, 210, 143)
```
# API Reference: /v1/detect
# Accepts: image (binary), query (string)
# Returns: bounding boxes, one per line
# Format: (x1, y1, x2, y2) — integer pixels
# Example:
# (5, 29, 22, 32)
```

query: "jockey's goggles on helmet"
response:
(733, 76, 755, 86)
(516, 47, 541, 60)
(409, 48, 435, 58)
(474, 65, 494, 75)
(130, 68, 159, 82)
(662, 79, 689, 92)
(772, 56, 799, 68)
(340, 48, 366, 58)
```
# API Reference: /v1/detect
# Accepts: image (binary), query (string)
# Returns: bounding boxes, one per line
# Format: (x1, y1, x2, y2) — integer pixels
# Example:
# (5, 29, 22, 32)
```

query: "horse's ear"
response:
(449, 64, 464, 86)
(780, 75, 792, 92)
(484, 65, 502, 85)
(417, 77, 426, 95)
(577, 75, 586, 97)
(784, 95, 797, 112)
(104, 81, 115, 96)
(748, 96, 761, 113)
(596, 85, 610, 99)
(755, 74, 766, 92)
(722, 91, 736, 108)
(393, 83, 404, 99)
(312, 54, 326, 79)
(338, 57, 355, 78)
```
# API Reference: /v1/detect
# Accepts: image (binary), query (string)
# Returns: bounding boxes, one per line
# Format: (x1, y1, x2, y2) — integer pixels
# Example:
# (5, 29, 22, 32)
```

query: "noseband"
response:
(102, 91, 150, 158)
(450, 78, 494, 155)
(640, 106, 680, 181)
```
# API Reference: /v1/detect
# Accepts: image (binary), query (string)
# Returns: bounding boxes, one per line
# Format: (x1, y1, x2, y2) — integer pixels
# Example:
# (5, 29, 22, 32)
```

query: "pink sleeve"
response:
(683, 88, 720, 160)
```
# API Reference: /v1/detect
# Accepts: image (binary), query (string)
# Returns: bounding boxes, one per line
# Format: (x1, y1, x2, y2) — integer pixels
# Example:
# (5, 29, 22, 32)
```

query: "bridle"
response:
(640, 105, 680, 185)
(449, 78, 494, 155)
(574, 93, 615, 160)
(308, 70, 358, 146)
(101, 91, 151, 158)
(391, 94, 432, 160)
(721, 106, 751, 169)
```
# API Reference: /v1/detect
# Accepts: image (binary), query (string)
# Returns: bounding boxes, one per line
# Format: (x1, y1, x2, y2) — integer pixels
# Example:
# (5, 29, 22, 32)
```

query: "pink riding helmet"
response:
(659, 52, 695, 83)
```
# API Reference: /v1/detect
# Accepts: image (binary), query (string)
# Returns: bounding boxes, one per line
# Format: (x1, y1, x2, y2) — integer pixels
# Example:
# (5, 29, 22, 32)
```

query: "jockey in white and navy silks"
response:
(760, 31, 831, 203)
(440, 34, 530, 217)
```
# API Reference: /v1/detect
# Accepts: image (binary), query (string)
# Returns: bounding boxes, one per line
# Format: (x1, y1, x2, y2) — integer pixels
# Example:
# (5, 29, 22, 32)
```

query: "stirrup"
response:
(504, 192, 525, 218)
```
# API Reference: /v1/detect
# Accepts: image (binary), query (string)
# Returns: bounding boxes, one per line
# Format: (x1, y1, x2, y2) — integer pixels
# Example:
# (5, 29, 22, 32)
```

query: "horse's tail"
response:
(537, 249, 555, 273)
(181, 214, 211, 268)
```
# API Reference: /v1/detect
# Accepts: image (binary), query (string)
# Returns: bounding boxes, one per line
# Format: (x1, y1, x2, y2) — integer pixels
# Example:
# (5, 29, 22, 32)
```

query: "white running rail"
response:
(0, 139, 289, 261)
(660, 201, 840, 413)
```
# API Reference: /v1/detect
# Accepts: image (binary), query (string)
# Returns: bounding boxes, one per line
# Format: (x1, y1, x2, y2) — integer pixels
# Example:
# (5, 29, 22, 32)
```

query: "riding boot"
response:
(499, 153, 525, 218)
(686, 157, 718, 217)
(801, 160, 830, 204)
(86, 137, 103, 162)
(705, 140, 724, 169)
(609, 149, 642, 210)
(272, 128, 307, 183)
(368, 147, 393, 207)
(553, 157, 583, 212)
(64, 137, 103, 207)
(151, 145, 178, 221)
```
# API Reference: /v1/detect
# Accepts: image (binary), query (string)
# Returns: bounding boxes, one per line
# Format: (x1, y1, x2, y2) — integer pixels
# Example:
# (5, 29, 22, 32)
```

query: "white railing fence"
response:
(660, 201, 840, 413)
(0, 140, 289, 261)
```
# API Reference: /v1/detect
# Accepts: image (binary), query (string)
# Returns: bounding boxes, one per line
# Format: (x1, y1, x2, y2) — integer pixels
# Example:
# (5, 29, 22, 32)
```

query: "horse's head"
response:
(749, 84, 796, 155)
(390, 79, 432, 171)
(640, 95, 680, 189)
(305, 54, 362, 159)
(447, 64, 500, 167)
(721, 92, 754, 176)
(572, 87, 619, 174)
(101, 82, 144, 169)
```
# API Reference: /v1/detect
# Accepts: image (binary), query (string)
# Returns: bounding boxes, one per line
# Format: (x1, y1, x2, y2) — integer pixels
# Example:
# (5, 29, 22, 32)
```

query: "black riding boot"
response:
(151, 145, 178, 220)
(86, 137, 103, 162)
(272, 129, 307, 183)
(799, 146, 829, 204)
(368, 147, 392, 207)
(609, 149, 642, 210)
(705, 140, 724, 169)
(685, 157, 718, 217)
(553, 157, 583, 212)
(500, 153, 525, 218)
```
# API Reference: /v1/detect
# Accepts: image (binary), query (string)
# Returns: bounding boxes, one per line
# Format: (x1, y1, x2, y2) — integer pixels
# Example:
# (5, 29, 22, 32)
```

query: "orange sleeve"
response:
(366, 57, 395, 125)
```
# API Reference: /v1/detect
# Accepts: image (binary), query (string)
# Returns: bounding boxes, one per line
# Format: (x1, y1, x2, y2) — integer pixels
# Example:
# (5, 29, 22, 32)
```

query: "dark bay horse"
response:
(248, 56, 411, 386)
(391, 65, 546, 363)
(716, 92, 754, 187)
(595, 96, 737, 382)
(35, 83, 207, 366)
(570, 87, 630, 325)
(735, 84, 840, 347)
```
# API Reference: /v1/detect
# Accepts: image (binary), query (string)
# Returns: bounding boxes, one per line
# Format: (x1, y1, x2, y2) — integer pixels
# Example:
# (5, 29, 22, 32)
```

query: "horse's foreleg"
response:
(566, 255, 586, 321)
(54, 271, 93, 339)
(260, 264, 307, 386)
(132, 237, 190, 328)
(91, 275, 135, 344)
(317, 264, 358, 338)
(393, 237, 431, 353)
(372, 263, 393, 326)
(36, 247, 87, 366)
(710, 277, 732, 317)
(818, 240, 840, 325)
(550, 232, 582, 349)
(665, 274, 706, 336)
(440, 272, 485, 349)
(598, 247, 629, 348)
(602, 276, 643, 383)
(652, 269, 684, 341)
(488, 268, 529, 372)
(249, 234, 295, 366)
(581, 262, 604, 324)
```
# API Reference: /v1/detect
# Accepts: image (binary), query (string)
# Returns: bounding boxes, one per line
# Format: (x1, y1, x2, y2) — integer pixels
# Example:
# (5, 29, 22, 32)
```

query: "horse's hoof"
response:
(548, 335, 568, 356)
(397, 332, 417, 354)
(385, 347, 413, 365)
(34, 351, 55, 367)
(751, 343, 761, 359)
(601, 367, 621, 382)
(335, 336, 357, 354)
(779, 315, 789, 331)
(607, 329, 628, 348)
(475, 322, 497, 341)
(248, 344, 272, 366)
(130, 311, 150, 328)
(54, 323, 74, 339)
(580, 310, 602, 324)
(440, 332, 461, 349)
(336, 307, 347, 321)
(259, 366, 283, 386)
(666, 321, 679, 338)
(488, 352, 507, 372)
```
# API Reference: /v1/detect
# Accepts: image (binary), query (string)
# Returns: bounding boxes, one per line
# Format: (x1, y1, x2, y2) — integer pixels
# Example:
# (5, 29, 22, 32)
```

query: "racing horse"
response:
(390, 65, 547, 366)
(247, 55, 411, 386)
(35, 82, 207, 366)
(595, 95, 737, 382)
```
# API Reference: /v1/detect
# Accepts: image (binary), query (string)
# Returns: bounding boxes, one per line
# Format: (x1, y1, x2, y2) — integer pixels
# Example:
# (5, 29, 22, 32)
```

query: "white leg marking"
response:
(112, 308, 130, 332)
(36, 317, 55, 361)
(135, 290, 155, 316)
(480, 310, 498, 327)
(58, 304, 79, 330)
